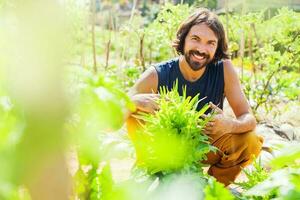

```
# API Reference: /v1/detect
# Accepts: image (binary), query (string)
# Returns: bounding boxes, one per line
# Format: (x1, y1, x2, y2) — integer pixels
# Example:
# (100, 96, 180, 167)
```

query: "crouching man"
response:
(126, 8, 263, 186)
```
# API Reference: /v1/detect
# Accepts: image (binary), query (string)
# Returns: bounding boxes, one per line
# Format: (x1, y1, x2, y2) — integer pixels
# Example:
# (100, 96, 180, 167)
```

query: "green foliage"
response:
(118, 3, 191, 67)
(151, 172, 207, 200)
(220, 8, 300, 116)
(204, 177, 235, 200)
(118, 15, 145, 65)
(65, 67, 135, 166)
(0, 86, 28, 200)
(270, 144, 300, 170)
(235, 158, 269, 190)
(245, 168, 300, 199)
(244, 143, 300, 200)
(132, 83, 215, 175)
(123, 66, 141, 87)
(81, 164, 232, 200)
(65, 0, 90, 57)
(193, 0, 217, 9)
(240, 44, 299, 116)
(1, 1, 300, 200)
(73, 167, 100, 200)
(260, 8, 300, 72)
(73, 164, 115, 200)
(144, 3, 191, 62)
(0, 95, 21, 151)
(97, 164, 152, 200)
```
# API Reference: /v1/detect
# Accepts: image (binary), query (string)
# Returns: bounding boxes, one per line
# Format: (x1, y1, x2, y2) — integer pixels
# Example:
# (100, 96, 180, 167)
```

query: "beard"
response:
(184, 50, 211, 71)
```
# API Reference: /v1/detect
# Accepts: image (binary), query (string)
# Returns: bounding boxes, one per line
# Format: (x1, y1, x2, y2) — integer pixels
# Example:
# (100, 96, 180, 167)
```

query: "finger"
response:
(138, 107, 153, 113)
(151, 102, 160, 111)
(206, 122, 214, 127)
(139, 102, 159, 113)
(209, 102, 220, 110)
(151, 93, 160, 97)
(202, 114, 208, 118)
(209, 102, 222, 114)
(203, 129, 210, 135)
(204, 129, 215, 135)
(203, 116, 215, 122)
(204, 123, 214, 130)
(202, 113, 216, 118)
(201, 114, 212, 120)
(150, 94, 160, 99)
(204, 127, 213, 131)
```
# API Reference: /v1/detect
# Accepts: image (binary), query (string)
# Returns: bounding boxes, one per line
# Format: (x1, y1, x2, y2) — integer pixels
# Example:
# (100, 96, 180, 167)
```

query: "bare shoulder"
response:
(138, 66, 158, 83)
(128, 66, 158, 96)
(222, 59, 243, 93)
(223, 59, 238, 77)
(222, 59, 240, 86)
(222, 59, 250, 117)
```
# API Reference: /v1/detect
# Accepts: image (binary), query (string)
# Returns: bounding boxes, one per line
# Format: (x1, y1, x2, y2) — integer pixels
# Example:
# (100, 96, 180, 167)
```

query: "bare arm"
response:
(124, 66, 159, 119)
(223, 59, 256, 134)
(128, 66, 158, 96)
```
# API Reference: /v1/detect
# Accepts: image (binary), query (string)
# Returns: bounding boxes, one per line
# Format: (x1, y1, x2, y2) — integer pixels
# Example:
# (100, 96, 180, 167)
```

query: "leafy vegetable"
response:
(204, 177, 235, 200)
(132, 82, 216, 175)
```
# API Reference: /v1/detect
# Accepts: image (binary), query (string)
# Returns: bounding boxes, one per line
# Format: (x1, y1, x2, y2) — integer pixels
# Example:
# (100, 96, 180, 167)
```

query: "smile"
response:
(192, 53, 206, 62)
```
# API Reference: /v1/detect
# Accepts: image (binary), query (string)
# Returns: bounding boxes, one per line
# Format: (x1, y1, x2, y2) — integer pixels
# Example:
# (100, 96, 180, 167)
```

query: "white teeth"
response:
(194, 54, 204, 60)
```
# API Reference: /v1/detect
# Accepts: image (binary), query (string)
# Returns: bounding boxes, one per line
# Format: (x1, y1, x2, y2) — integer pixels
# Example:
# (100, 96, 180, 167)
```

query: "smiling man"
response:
(127, 8, 263, 186)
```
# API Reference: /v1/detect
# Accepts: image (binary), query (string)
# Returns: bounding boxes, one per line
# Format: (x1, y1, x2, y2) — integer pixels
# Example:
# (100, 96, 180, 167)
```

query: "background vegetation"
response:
(0, 0, 299, 199)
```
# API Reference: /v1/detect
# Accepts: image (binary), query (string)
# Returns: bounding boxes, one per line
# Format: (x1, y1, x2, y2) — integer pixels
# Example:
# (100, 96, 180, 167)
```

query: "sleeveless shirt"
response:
(154, 57, 225, 113)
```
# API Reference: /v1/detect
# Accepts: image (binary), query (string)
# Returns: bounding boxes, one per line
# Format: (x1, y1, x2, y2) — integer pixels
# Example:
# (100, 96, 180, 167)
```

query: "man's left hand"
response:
(203, 102, 233, 136)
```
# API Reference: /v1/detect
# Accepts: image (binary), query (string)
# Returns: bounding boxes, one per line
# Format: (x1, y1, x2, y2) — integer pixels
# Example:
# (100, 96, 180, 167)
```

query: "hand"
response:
(203, 102, 233, 136)
(131, 93, 160, 114)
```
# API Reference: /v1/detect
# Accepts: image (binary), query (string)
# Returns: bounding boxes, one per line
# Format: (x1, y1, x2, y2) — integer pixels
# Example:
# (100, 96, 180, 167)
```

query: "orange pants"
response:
(203, 130, 263, 186)
(126, 116, 263, 186)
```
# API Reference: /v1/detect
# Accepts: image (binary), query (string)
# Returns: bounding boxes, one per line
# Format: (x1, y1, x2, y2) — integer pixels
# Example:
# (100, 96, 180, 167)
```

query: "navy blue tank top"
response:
(154, 58, 225, 112)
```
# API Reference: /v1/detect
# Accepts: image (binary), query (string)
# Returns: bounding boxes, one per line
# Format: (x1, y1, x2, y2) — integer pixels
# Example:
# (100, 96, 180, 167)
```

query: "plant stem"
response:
(254, 70, 277, 111)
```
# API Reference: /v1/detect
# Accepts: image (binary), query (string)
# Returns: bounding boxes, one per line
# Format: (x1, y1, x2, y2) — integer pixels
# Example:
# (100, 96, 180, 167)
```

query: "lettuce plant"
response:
(132, 83, 216, 175)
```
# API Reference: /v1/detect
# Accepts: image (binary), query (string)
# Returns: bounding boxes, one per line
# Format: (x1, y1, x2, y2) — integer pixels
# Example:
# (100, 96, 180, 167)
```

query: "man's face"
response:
(183, 23, 218, 71)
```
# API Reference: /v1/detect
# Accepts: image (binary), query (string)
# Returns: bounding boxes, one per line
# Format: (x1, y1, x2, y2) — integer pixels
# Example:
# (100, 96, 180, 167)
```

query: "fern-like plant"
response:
(132, 82, 216, 175)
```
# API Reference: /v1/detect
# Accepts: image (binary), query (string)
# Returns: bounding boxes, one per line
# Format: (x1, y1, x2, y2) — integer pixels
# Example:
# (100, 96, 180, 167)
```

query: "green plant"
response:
(204, 177, 235, 200)
(244, 144, 300, 200)
(144, 3, 191, 62)
(132, 83, 216, 175)
(65, 67, 135, 167)
(220, 8, 300, 117)
(241, 42, 298, 117)
(235, 158, 269, 191)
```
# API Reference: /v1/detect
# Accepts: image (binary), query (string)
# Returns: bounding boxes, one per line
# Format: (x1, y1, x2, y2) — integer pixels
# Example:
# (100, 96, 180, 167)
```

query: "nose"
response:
(196, 43, 209, 54)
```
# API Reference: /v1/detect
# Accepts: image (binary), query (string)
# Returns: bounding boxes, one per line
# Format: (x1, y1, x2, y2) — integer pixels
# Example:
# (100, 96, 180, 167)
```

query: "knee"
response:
(243, 131, 264, 159)
(126, 116, 143, 140)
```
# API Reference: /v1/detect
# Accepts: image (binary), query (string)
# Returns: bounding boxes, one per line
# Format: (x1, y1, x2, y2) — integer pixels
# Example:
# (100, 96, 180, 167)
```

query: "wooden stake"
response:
(139, 33, 145, 71)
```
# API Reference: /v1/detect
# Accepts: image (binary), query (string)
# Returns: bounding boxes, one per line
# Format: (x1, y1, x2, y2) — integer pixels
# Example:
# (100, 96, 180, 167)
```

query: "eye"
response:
(191, 37, 199, 41)
(209, 41, 216, 47)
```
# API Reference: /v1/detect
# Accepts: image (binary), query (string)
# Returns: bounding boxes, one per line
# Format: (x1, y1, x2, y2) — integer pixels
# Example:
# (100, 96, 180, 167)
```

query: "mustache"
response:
(189, 50, 209, 59)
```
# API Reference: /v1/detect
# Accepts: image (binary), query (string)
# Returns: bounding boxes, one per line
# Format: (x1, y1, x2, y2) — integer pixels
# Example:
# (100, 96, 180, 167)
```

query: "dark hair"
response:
(172, 8, 230, 62)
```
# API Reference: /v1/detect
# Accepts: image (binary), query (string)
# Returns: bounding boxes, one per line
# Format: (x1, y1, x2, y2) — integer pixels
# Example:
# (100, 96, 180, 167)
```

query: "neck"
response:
(178, 55, 206, 82)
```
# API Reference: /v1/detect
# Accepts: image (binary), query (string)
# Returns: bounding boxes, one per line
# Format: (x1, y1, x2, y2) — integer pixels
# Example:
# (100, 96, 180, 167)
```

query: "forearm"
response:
(228, 113, 256, 134)
(123, 95, 137, 121)
(123, 108, 134, 121)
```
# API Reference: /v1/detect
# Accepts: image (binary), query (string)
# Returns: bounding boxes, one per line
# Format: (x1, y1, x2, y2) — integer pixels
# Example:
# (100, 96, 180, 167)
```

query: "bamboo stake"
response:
(139, 33, 145, 71)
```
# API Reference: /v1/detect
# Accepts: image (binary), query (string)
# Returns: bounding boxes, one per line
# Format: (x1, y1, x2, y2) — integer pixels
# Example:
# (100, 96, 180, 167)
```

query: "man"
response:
(126, 8, 263, 186)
